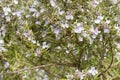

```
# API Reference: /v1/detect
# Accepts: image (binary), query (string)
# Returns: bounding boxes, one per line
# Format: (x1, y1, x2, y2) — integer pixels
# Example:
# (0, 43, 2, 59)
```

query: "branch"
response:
(5, 64, 53, 74)
(98, 35, 114, 77)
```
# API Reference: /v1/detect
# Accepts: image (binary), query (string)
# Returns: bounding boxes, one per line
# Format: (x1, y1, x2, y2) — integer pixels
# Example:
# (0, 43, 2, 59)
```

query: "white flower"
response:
(94, 15, 104, 24)
(35, 21, 41, 25)
(65, 50, 69, 54)
(0, 26, 6, 37)
(84, 55, 88, 60)
(78, 37, 83, 42)
(67, 43, 74, 48)
(25, 52, 30, 57)
(61, 22, 69, 28)
(106, 20, 110, 24)
(104, 28, 110, 33)
(73, 23, 84, 33)
(116, 52, 120, 60)
(29, 7, 37, 12)
(26, 14, 30, 18)
(22, 75, 27, 80)
(53, 27, 60, 35)
(114, 24, 120, 30)
(6, 16, 11, 22)
(97, 15, 104, 20)
(115, 42, 120, 48)
(40, 7, 45, 13)
(33, 0, 38, 5)
(58, 9, 64, 15)
(31, 40, 36, 44)
(23, 30, 34, 42)
(0, 46, 6, 52)
(0, 40, 4, 44)
(3, 7, 11, 15)
(13, 0, 18, 4)
(66, 74, 73, 80)
(50, 0, 57, 8)
(90, 0, 102, 8)
(0, 38, 6, 52)
(99, 35, 103, 41)
(81, 31, 89, 38)
(94, 19, 101, 24)
(88, 37, 93, 44)
(111, 0, 118, 4)
(93, 0, 100, 7)
(23, 31, 29, 37)
(12, 11, 22, 18)
(88, 67, 98, 76)
(33, 12, 39, 17)
(59, 11, 64, 15)
(3, 7, 11, 12)
(66, 14, 73, 20)
(118, 4, 120, 9)
(90, 26, 100, 35)
(36, 41, 40, 46)
(43, 75, 49, 80)
(73, 70, 85, 80)
(42, 42, 49, 49)
(4, 62, 9, 68)
(35, 48, 41, 57)
(92, 34, 97, 39)
(90, 26, 101, 38)
(0, 0, 2, 3)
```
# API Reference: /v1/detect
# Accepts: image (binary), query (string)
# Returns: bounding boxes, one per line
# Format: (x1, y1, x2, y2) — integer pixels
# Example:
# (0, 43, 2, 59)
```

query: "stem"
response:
(5, 64, 53, 74)
(98, 34, 114, 77)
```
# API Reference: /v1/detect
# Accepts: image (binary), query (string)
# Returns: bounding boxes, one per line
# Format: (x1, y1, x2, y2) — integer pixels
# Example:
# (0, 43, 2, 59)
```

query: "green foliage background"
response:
(0, 0, 120, 80)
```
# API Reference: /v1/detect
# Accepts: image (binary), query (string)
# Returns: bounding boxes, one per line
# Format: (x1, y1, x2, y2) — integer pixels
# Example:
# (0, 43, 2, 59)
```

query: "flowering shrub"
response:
(0, 0, 120, 80)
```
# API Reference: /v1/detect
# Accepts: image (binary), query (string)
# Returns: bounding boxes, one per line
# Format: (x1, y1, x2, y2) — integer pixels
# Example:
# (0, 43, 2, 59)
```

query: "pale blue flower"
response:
(73, 23, 84, 33)
(4, 62, 9, 68)
(3, 7, 11, 15)
(94, 15, 104, 24)
(88, 67, 98, 76)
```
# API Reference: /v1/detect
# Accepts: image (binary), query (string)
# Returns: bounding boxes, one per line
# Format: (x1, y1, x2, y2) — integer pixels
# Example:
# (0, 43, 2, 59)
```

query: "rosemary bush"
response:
(0, 0, 120, 80)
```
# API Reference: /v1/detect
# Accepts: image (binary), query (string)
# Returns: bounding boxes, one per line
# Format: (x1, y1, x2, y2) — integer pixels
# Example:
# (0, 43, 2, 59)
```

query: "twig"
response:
(98, 53, 113, 77)
(5, 64, 53, 74)
(98, 35, 114, 77)
(44, 58, 76, 67)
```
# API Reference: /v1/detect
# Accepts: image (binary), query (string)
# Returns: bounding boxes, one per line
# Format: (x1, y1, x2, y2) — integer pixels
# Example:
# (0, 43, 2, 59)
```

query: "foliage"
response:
(0, 0, 120, 80)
